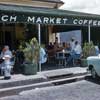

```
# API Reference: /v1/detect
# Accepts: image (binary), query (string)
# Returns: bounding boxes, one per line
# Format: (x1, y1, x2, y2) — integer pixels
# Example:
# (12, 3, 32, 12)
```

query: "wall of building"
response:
(0, 0, 64, 47)
(48, 26, 56, 43)
(15, 24, 25, 40)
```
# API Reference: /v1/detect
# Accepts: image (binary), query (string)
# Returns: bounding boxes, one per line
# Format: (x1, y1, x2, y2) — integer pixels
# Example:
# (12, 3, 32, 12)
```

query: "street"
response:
(0, 77, 100, 100)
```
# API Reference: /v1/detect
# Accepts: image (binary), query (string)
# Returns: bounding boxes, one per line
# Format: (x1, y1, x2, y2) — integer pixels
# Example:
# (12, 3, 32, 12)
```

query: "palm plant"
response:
(81, 41, 96, 67)
(20, 37, 40, 75)
(82, 41, 96, 59)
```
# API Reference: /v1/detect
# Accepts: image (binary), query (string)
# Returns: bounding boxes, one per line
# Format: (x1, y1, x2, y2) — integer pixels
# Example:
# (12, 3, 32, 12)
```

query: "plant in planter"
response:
(21, 37, 40, 75)
(81, 41, 96, 67)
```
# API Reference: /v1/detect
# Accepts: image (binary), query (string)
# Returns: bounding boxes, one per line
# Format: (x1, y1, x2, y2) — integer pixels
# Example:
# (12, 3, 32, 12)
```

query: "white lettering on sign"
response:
(98, 21, 100, 26)
(93, 20, 97, 26)
(56, 18, 61, 24)
(1, 14, 100, 26)
(36, 17, 42, 23)
(79, 20, 83, 25)
(63, 18, 68, 24)
(1, 15, 17, 22)
(73, 19, 100, 26)
(27, 16, 35, 22)
(49, 17, 55, 24)
(1, 15, 8, 21)
(10, 16, 17, 22)
(83, 20, 88, 25)
(88, 20, 93, 25)
(43, 17, 49, 24)
(73, 19, 78, 24)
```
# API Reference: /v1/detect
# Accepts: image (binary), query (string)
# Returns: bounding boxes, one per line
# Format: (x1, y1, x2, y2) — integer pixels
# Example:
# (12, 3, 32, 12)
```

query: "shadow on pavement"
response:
(85, 76, 100, 85)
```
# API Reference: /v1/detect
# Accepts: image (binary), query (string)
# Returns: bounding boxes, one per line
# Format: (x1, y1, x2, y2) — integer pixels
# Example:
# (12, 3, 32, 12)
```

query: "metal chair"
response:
(55, 52, 67, 67)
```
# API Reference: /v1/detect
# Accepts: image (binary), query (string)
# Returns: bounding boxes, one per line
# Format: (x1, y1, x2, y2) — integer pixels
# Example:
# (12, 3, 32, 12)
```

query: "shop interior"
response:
(0, 22, 100, 71)
(0, 23, 100, 51)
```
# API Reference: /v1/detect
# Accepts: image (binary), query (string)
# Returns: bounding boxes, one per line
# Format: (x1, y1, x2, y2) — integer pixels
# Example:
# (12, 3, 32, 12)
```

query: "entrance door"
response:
(0, 23, 16, 50)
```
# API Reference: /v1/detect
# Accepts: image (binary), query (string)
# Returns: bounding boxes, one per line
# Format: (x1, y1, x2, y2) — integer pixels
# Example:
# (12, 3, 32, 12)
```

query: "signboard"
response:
(0, 14, 100, 26)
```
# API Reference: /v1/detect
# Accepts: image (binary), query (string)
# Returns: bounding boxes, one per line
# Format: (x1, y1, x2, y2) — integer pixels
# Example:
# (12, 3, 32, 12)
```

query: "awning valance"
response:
(0, 4, 100, 26)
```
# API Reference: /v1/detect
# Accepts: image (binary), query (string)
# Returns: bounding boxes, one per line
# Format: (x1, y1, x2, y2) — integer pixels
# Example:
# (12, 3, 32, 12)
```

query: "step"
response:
(51, 74, 88, 85)
(0, 68, 87, 89)
(0, 74, 47, 89)
(0, 74, 89, 97)
(0, 67, 88, 97)
(40, 67, 87, 79)
(41, 69, 73, 79)
(0, 80, 53, 97)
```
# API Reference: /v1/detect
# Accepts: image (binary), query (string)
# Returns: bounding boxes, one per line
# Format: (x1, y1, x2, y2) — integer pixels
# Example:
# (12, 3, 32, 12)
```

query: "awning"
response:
(0, 4, 100, 26)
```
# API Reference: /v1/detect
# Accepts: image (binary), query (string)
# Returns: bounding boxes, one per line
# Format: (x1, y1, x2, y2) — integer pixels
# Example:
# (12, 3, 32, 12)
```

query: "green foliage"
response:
(20, 37, 40, 64)
(82, 41, 96, 59)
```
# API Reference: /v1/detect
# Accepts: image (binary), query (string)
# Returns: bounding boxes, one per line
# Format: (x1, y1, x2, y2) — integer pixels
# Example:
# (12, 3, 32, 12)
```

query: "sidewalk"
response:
(0, 67, 88, 97)
(0, 67, 87, 84)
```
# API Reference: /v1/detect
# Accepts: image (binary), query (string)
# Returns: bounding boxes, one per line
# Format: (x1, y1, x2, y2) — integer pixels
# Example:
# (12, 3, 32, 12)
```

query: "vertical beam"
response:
(3, 23, 5, 45)
(38, 24, 41, 46)
(88, 25, 91, 43)
(38, 24, 41, 72)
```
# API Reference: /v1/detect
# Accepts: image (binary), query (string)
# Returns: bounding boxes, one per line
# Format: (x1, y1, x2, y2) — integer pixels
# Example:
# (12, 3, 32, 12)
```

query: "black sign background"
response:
(0, 13, 100, 26)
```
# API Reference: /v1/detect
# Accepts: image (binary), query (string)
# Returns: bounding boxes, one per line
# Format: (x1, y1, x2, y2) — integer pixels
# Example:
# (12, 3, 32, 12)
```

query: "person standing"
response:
(0, 46, 12, 79)
(73, 41, 82, 59)
(70, 37, 75, 52)
(67, 41, 82, 66)
(40, 46, 47, 64)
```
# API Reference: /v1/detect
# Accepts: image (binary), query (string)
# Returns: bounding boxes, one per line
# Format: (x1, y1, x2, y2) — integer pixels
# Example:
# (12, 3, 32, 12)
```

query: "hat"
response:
(3, 55, 11, 59)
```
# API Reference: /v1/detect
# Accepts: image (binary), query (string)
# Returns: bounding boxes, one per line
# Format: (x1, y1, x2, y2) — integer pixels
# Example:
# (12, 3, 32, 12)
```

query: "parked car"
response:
(87, 55, 100, 79)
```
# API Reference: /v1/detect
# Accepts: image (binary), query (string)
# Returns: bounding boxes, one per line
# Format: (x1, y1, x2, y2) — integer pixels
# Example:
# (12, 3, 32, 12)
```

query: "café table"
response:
(55, 50, 70, 67)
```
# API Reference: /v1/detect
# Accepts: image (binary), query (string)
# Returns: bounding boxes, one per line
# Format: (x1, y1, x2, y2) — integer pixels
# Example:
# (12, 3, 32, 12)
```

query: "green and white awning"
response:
(0, 4, 100, 26)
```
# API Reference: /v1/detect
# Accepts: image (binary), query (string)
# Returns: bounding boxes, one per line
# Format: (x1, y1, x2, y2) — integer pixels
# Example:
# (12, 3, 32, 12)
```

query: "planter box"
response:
(22, 63, 37, 75)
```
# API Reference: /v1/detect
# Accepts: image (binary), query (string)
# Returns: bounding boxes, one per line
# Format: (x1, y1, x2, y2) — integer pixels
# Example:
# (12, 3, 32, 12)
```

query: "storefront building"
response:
(0, 0, 64, 50)
(0, 0, 100, 49)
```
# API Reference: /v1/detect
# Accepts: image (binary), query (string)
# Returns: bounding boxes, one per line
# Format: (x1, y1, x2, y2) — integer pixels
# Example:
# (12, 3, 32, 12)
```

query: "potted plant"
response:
(81, 41, 96, 67)
(21, 37, 40, 75)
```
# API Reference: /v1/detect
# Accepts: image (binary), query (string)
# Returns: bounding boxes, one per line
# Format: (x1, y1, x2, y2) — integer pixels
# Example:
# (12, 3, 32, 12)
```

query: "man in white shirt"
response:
(74, 41, 82, 56)
(0, 45, 12, 79)
(72, 41, 82, 66)
(70, 37, 75, 52)
(40, 47, 47, 64)
(67, 41, 82, 66)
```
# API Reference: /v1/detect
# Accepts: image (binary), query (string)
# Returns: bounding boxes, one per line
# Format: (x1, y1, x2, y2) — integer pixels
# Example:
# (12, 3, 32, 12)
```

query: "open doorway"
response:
(0, 23, 16, 50)
(4, 31, 12, 48)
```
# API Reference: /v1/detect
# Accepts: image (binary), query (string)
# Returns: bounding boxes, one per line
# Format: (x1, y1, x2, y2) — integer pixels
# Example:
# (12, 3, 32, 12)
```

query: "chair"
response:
(10, 56, 16, 74)
(55, 52, 67, 67)
(47, 49, 56, 64)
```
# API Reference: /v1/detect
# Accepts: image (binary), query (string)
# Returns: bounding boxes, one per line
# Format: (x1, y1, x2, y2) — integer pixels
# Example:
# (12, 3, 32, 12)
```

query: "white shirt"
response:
(40, 47, 47, 64)
(0, 50, 12, 68)
(74, 44, 82, 54)
(70, 41, 75, 51)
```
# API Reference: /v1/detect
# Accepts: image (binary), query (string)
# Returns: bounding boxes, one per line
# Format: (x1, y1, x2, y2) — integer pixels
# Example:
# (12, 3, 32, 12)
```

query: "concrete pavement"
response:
(0, 67, 88, 97)
(0, 67, 87, 85)
(1, 80, 100, 100)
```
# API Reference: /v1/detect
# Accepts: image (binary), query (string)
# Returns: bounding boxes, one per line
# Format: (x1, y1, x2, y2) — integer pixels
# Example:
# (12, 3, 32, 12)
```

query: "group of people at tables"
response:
(47, 37, 82, 66)
(0, 37, 82, 80)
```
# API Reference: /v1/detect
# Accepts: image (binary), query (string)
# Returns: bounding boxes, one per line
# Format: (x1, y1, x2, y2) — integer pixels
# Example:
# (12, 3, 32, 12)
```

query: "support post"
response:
(88, 25, 91, 43)
(38, 24, 41, 72)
